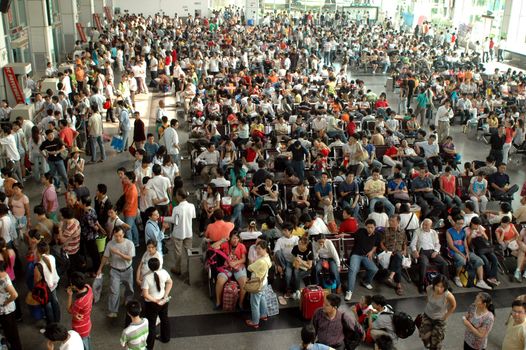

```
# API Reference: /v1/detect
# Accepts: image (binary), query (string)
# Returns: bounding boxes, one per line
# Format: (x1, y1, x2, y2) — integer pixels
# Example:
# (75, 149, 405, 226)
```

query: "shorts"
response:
(217, 267, 247, 281)
(451, 251, 484, 269)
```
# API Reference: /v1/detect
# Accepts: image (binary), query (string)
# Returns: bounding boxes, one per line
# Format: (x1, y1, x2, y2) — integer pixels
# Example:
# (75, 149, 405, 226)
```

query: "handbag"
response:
(31, 263, 50, 305)
(471, 236, 493, 255)
(128, 142, 136, 157)
(244, 274, 265, 293)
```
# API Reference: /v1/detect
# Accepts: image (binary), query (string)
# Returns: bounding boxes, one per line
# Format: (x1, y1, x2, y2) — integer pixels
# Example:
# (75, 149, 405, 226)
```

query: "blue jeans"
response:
(290, 160, 305, 182)
(47, 159, 68, 189)
(82, 336, 91, 350)
(479, 252, 498, 279)
(369, 197, 395, 217)
(44, 289, 61, 324)
(314, 258, 340, 287)
(347, 254, 378, 292)
(32, 153, 48, 181)
(275, 250, 293, 290)
(327, 130, 348, 143)
(250, 288, 268, 324)
(293, 268, 311, 291)
(231, 203, 244, 228)
(124, 215, 139, 246)
(121, 129, 129, 151)
(90, 135, 106, 162)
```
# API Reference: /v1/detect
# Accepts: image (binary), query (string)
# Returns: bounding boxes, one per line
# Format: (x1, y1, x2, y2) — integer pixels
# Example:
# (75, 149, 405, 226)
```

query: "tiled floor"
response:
(14, 65, 526, 350)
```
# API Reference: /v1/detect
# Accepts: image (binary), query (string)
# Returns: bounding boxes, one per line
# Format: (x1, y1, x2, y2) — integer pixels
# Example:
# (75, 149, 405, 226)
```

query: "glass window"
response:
(17, 0, 26, 27)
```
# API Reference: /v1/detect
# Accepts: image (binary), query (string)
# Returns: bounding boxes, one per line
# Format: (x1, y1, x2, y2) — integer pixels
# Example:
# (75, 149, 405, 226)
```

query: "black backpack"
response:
(393, 312, 416, 339)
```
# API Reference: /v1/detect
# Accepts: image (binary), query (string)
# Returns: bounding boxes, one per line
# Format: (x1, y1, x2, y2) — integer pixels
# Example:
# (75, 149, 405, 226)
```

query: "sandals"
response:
(278, 296, 287, 305)
(245, 320, 260, 329)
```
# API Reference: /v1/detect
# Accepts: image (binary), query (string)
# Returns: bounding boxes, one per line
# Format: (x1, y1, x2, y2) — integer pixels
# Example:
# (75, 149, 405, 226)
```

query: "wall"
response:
(114, 0, 212, 18)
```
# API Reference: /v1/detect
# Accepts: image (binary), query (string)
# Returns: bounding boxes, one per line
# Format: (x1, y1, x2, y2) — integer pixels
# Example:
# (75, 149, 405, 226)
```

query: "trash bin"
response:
(96, 236, 107, 253)
(187, 248, 203, 286)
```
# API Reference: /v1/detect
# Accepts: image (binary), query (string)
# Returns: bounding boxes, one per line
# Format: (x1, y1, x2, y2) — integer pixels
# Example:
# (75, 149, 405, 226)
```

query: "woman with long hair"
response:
(142, 257, 172, 349)
(29, 125, 47, 181)
(0, 260, 22, 350)
(463, 292, 495, 350)
(34, 241, 61, 324)
(418, 274, 457, 350)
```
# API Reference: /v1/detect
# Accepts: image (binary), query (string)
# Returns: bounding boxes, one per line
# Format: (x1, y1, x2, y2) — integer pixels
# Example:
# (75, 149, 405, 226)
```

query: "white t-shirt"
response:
(146, 175, 171, 205)
(166, 200, 196, 240)
(274, 236, 299, 262)
(60, 330, 83, 350)
(140, 251, 163, 277)
(142, 269, 170, 300)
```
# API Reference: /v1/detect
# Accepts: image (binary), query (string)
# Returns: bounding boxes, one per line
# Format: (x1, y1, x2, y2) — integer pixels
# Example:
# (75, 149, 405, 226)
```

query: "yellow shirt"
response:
(364, 179, 386, 199)
(502, 318, 526, 350)
(292, 227, 306, 237)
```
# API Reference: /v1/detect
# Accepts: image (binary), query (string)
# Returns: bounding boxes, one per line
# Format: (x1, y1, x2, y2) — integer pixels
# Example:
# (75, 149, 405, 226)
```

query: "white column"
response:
(59, 0, 78, 53)
(0, 16, 11, 102)
(93, 0, 105, 15)
(78, 0, 94, 27)
(26, 0, 55, 74)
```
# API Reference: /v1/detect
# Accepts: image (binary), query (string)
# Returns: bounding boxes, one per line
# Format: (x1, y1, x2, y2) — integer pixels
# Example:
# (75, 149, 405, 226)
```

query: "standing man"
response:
(66, 272, 94, 350)
(146, 164, 172, 216)
(88, 104, 105, 163)
(162, 119, 181, 169)
(117, 100, 131, 152)
(163, 189, 195, 276)
(489, 124, 506, 166)
(122, 171, 139, 247)
(40, 129, 68, 191)
(435, 99, 454, 143)
(0, 124, 22, 183)
(96, 226, 135, 318)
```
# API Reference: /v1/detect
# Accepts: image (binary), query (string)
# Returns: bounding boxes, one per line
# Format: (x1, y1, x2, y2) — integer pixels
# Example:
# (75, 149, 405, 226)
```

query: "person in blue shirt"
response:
(387, 173, 410, 205)
(144, 207, 165, 255)
(117, 100, 131, 152)
(289, 324, 335, 350)
(445, 216, 491, 290)
(314, 172, 334, 224)
(337, 172, 361, 222)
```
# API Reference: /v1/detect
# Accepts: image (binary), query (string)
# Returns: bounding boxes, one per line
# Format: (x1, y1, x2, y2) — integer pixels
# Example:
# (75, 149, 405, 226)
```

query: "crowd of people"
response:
(0, 5, 525, 350)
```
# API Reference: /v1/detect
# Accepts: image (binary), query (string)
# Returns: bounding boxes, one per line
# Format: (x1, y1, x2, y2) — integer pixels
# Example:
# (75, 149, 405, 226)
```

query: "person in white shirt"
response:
(161, 119, 180, 169)
(273, 223, 299, 297)
(146, 164, 172, 216)
(0, 124, 22, 182)
(434, 99, 454, 143)
(195, 143, 220, 183)
(44, 323, 84, 350)
(163, 189, 196, 275)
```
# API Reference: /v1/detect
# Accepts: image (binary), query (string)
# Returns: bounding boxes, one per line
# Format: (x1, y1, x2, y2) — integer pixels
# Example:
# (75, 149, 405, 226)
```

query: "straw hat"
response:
(70, 146, 84, 154)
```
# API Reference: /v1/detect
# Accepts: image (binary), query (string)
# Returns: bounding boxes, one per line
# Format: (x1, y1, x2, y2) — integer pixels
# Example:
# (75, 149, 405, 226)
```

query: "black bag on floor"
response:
(393, 311, 416, 339)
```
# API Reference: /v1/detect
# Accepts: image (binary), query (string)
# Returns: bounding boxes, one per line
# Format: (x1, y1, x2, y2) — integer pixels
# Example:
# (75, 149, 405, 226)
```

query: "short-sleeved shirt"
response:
(120, 318, 149, 350)
(71, 285, 93, 337)
(314, 182, 332, 198)
(291, 244, 313, 262)
(338, 180, 359, 200)
(61, 219, 81, 255)
(464, 303, 494, 349)
(103, 238, 135, 270)
(388, 180, 406, 192)
(40, 138, 65, 162)
(142, 269, 170, 300)
(412, 176, 433, 191)
(352, 228, 379, 256)
(205, 220, 234, 242)
(0, 275, 15, 315)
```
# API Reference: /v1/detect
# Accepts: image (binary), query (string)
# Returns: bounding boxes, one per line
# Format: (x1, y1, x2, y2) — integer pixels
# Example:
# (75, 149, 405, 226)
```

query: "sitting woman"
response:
(291, 180, 310, 220)
(439, 166, 462, 208)
(387, 173, 411, 206)
(214, 231, 248, 311)
(466, 217, 499, 286)
(199, 183, 221, 232)
(446, 215, 491, 290)
(251, 176, 282, 223)
(367, 201, 389, 230)
(227, 178, 249, 229)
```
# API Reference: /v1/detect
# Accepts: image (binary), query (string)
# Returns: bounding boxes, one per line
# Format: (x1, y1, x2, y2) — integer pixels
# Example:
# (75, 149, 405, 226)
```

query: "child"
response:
(120, 300, 148, 350)
(351, 294, 373, 325)
(144, 134, 159, 159)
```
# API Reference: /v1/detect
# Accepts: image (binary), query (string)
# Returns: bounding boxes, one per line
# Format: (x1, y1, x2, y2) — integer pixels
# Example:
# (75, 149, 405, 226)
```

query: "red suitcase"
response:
(222, 280, 239, 312)
(301, 285, 325, 320)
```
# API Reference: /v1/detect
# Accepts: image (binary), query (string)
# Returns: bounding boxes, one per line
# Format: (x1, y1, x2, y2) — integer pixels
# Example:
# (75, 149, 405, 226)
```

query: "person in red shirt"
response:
(67, 272, 93, 350)
(346, 115, 357, 137)
(58, 119, 79, 148)
(339, 207, 358, 234)
(213, 231, 248, 310)
(205, 209, 234, 243)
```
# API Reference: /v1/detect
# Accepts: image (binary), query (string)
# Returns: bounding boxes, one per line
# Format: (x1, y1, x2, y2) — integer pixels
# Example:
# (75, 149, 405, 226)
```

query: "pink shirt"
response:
(42, 185, 59, 213)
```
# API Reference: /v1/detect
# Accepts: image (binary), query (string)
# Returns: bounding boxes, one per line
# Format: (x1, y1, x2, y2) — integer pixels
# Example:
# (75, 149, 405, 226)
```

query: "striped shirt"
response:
(120, 318, 149, 350)
(61, 219, 81, 255)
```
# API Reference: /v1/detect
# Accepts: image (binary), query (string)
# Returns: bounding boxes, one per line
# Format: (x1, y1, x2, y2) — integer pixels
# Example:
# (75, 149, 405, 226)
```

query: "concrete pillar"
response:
(0, 16, 11, 102)
(78, 0, 94, 27)
(93, 0, 105, 16)
(59, 0, 78, 53)
(501, 0, 514, 39)
(26, 0, 55, 74)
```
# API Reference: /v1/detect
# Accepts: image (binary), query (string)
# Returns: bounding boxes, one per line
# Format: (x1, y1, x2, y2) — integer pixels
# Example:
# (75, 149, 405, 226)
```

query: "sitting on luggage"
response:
(290, 235, 314, 300)
(214, 231, 248, 310)
(273, 223, 300, 302)
(313, 234, 341, 293)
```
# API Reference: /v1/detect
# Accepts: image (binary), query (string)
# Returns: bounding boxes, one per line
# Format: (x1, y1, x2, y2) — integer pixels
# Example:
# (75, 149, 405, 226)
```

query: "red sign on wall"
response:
(3, 67, 25, 104)
(76, 23, 87, 43)
(104, 6, 113, 23)
(93, 14, 103, 32)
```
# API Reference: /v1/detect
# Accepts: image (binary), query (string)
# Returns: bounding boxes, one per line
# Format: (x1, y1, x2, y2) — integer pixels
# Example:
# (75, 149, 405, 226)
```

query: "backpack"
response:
(460, 261, 477, 288)
(204, 248, 230, 279)
(393, 312, 416, 339)
(31, 264, 50, 305)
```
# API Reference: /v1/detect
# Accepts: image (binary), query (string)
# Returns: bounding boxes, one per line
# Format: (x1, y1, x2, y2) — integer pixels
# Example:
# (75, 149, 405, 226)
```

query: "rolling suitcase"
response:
(300, 285, 324, 320)
(222, 280, 239, 312)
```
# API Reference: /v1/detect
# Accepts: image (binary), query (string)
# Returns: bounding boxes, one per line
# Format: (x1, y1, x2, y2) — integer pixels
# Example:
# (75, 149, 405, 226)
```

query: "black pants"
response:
(155, 204, 169, 217)
(389, 252, 403, 283)
(415, 193, 445, 220)
(418, 249, 449, 284)
(489, 149, 503, 166)
(82, 239, 101, 273)
(426, 156, 442, 174)
(0, 312, 22, 350)
(144, 301, 170, 349)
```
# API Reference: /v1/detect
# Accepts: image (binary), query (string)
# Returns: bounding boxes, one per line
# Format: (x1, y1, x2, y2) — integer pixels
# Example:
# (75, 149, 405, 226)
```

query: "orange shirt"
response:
(205, 220, 234, 242)
(123, 182, 138, 217)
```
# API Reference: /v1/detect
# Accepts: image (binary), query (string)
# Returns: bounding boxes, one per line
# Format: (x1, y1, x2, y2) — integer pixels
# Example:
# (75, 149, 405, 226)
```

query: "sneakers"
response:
(344, 291, 353, 301)
(515, 269, 522, 282)
(292, 290, 301, 301)
(475, 280, 492, 290)
(361, 281, 373, 290)
(454, 276, 463, 288)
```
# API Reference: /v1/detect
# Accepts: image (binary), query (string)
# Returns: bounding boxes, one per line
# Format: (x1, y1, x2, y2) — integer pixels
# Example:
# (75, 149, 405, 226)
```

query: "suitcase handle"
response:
(306, 285, 322, 291)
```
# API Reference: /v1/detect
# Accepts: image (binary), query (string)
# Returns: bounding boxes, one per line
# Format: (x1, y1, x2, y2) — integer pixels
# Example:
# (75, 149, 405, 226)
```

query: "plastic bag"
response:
(377, 251, 392, 269)
(92, 274, 104, 303)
